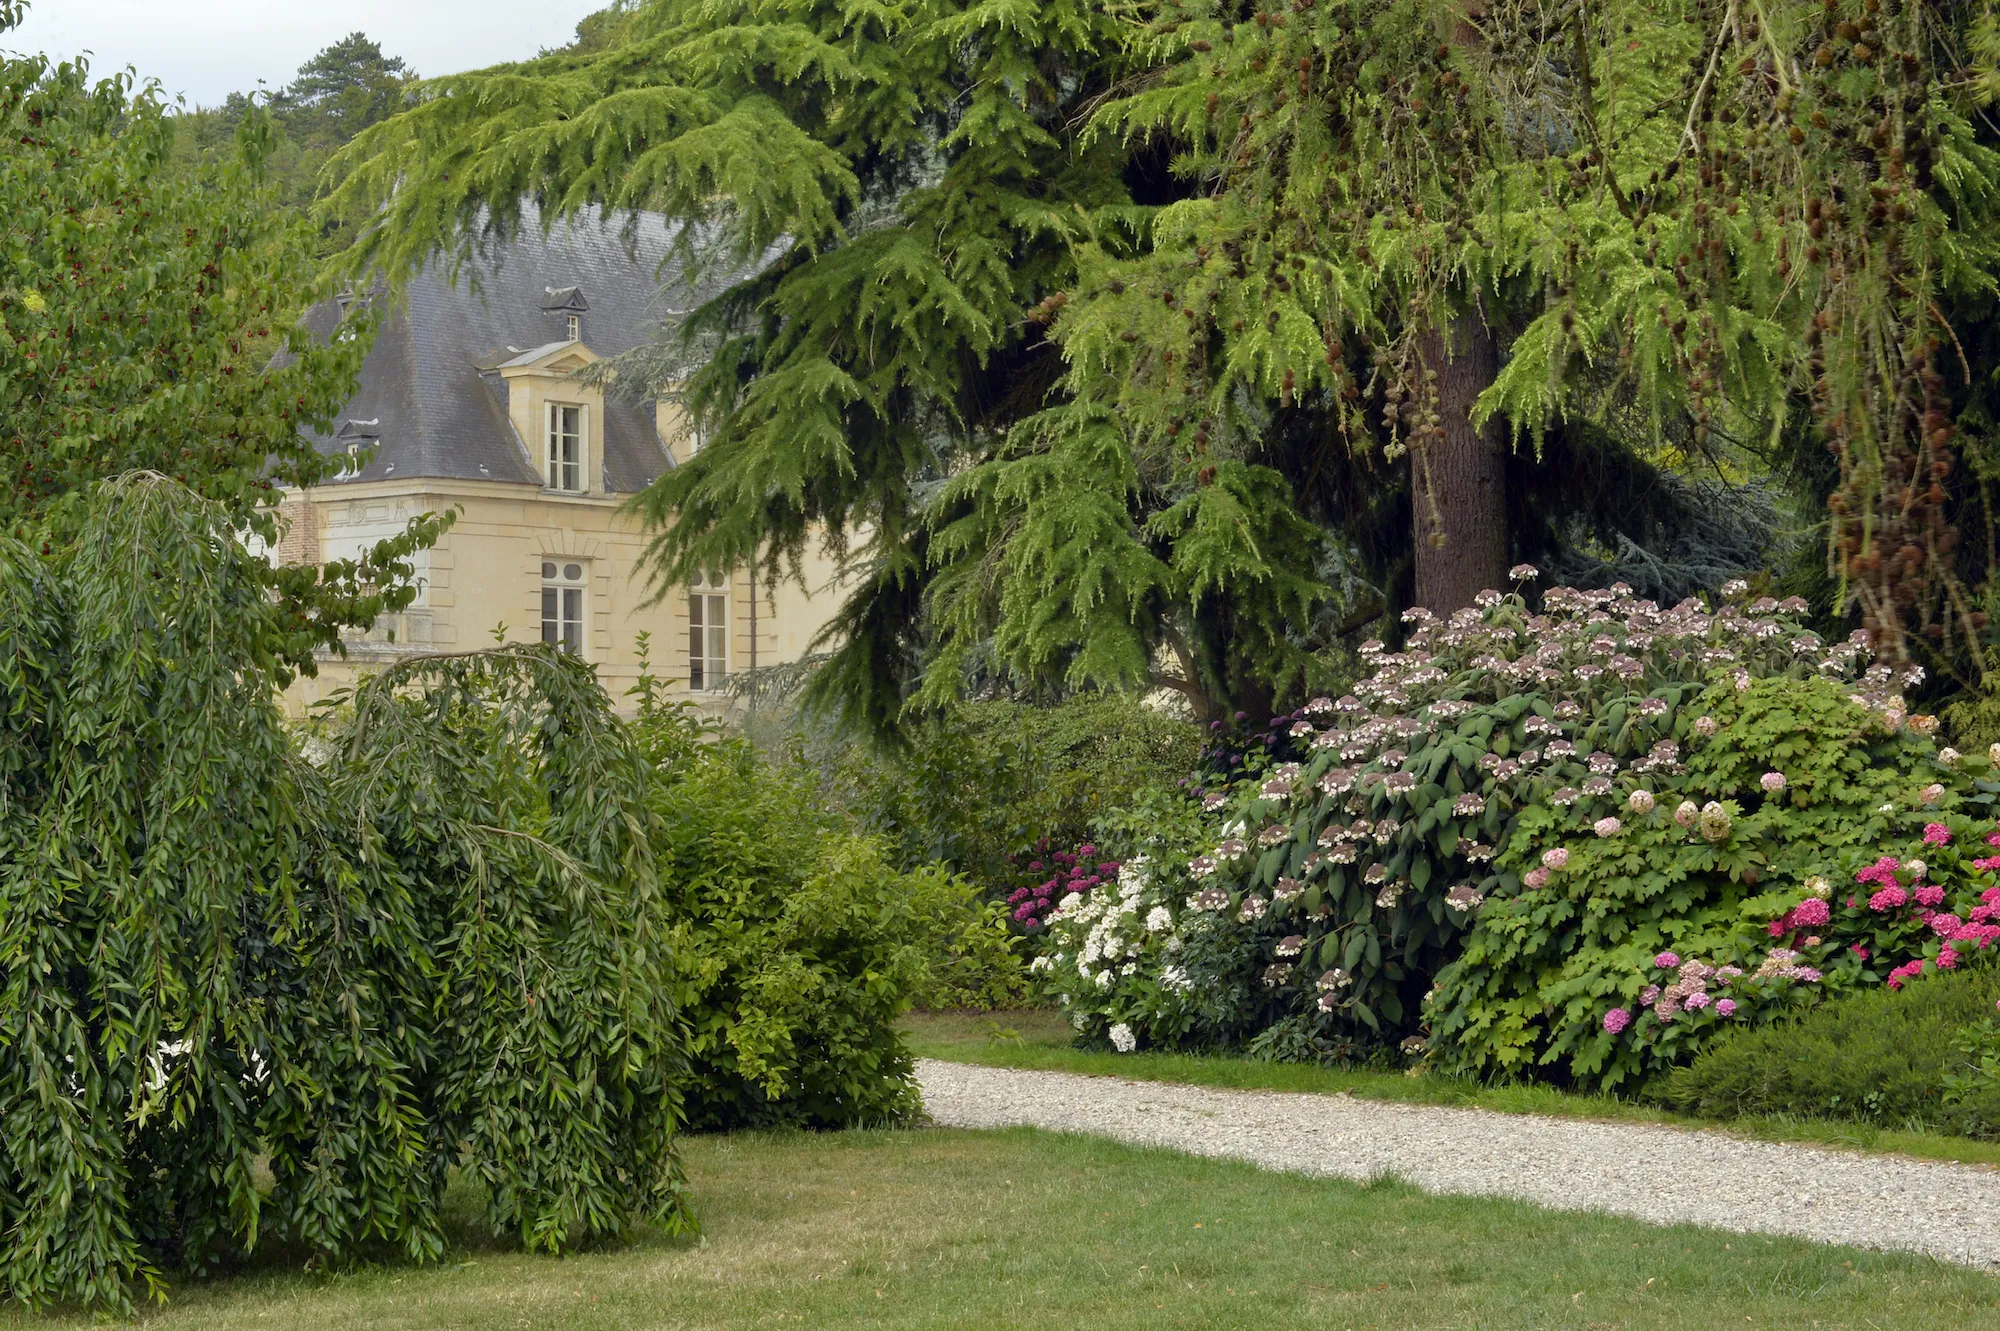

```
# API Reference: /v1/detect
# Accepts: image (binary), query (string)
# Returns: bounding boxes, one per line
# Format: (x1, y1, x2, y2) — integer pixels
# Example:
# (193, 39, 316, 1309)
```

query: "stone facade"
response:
(275, 209, 845, 715)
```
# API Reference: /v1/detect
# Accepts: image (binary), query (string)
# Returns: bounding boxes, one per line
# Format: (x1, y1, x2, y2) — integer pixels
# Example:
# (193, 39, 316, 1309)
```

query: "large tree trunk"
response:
(1412, 312, 1508, 614)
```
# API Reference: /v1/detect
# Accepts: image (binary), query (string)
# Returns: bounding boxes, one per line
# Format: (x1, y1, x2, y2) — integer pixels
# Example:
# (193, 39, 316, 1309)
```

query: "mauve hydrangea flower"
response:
(1683, 991, 1712, 1012)
(1868, 885, 1910, 912)
(1542, 847, 1570, 871)
(1593, 816, 1622, 837)
(1523, 868, 1550, 890)
(1639, 984, 1661, 1006)
(1694, 715, 1719, 738)
(1602, 1008, 1631, 1035)
(1760, 771, 1787, 793)
(1921, 783, 1946, 806)
(1653, 951, 1682, 969)
(1715, 998, 1738, 1017)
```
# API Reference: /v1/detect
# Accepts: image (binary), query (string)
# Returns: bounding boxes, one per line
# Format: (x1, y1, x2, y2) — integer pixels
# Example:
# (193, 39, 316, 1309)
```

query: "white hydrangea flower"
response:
(1145, 906, 1172, 933)
(1109, 1023, 1137, 1053)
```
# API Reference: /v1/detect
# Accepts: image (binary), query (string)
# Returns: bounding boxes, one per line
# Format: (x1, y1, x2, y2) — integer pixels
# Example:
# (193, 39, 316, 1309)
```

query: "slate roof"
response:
(304, 206, 703, 493)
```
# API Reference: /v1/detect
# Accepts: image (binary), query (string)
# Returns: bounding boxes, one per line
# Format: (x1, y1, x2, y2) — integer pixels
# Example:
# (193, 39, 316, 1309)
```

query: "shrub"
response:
(1433, 671, 1967, 1088)
(818, 694, 1200, 892)
(1044, 574, 1974, 1082)
(635, 704, 1015, 1127)
(1660, 964, 2000, 1132)
(0, 478, 690, 1314)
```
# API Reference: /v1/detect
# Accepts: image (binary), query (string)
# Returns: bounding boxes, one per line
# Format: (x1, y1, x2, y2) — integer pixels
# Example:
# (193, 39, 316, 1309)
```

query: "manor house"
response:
(275, 209, 842, 713)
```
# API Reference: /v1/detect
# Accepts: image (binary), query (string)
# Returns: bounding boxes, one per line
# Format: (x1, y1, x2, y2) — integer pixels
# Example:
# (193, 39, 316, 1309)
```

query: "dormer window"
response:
(547, 403, 584, 492)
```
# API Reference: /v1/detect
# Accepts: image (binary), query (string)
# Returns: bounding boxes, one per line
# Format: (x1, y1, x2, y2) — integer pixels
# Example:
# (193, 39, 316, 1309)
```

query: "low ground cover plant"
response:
(1662, 965, 2000, 1136)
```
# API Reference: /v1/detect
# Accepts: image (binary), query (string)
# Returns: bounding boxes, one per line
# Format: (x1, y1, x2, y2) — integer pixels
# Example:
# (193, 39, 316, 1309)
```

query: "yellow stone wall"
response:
(277, 478, 847, 717)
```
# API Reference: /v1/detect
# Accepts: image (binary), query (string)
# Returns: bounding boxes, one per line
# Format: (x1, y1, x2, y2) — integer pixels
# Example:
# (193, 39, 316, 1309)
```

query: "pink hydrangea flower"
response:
(1868, 885, 1910, 912)
(1760, 771, 1788, 793)
(1915, 885, 1947, 908)
(1542, 848, 1570, 871)
(1850, 945, 1870, 961)
(1639, 984, 1661, 1006)
(1938, 947, 1961, 970)
(1684, 991, 1712, 1011)
(1594, 816, 1623, 838)
(1924, 822, 1954, 847)
(1715, 998, 1738, 1017)
(1653, 951, 1681, 970)
(1523, 868, 1550, 890)
(1602, 1008, 1631, 1035)
(1791, 897, 1831, 929)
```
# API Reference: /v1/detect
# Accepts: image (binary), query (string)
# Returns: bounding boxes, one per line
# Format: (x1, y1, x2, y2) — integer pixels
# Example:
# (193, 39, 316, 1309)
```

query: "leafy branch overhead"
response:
(330, 0, 2000, 728)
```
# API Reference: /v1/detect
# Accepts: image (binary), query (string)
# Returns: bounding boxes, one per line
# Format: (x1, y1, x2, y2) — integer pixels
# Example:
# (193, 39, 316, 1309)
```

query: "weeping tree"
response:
(0, 474, 690, 1314)
(326, 0, 2000, 731)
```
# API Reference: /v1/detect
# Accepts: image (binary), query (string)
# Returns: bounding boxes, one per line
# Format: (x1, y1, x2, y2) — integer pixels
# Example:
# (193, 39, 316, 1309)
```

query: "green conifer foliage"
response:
(1061, 0, 2000, 666)
(325, 0, 1343, 727)
(0, 476, 690, 1313)
(327, 0, 2000, 728)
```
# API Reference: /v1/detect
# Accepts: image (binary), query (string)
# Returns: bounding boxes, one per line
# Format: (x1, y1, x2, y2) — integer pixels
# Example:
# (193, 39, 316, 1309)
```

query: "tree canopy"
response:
(327, 0, 2000, 729)
(0, 26, 440, 680)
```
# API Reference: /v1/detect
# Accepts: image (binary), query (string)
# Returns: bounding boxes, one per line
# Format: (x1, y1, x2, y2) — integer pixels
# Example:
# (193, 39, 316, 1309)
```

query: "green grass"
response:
(11, 1128, 1996, 1329)
(905, 1009, 2000, 1169)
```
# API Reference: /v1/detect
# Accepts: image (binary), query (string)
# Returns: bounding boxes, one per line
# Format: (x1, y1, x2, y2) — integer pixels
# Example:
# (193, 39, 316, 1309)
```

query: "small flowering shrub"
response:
(1035, 856, 1264, 1050)
(1000, 839, 1122, 931)
(1432, 671, 1970, 1088)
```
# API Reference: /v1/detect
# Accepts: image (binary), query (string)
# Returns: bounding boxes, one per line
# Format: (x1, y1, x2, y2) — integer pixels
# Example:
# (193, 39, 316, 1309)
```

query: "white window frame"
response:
(565, 313, 581, 342)
(688, 570, 728, 692)
(546, 402, 585, 493)
(541, 559, 588, 656)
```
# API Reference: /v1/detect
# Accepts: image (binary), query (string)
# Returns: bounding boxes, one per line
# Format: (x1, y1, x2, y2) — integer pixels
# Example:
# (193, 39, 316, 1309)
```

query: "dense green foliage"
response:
(0, 26, 439, 680)
(1039, 578, 2000, 1093)
(327, 0, 2000, 734)
(1662, 963, 2000, 1134)
(0, 476, 689, 1314)
(633, 699, 1018, 1127)
(170, 33, 415, 233)
(1432, 670, 1963, 1087)
(814, 694, 1201, 892)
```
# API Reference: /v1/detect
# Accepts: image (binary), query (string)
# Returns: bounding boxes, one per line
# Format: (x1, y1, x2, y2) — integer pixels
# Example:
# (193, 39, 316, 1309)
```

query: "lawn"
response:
(10, 1127, 1997, 1330)
(905, 1009, 2000, 1169)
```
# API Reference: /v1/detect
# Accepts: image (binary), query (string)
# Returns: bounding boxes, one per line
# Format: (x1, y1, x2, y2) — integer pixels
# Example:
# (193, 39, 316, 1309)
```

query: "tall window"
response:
(547, 403, 583, 492)
(565, 313, 581, 342)
(542, 560, 586, 655)
(689, 570, 727, 691)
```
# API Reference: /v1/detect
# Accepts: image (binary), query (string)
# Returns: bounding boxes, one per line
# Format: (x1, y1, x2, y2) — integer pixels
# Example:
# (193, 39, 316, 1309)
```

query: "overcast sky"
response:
(5, 1, 607, 108)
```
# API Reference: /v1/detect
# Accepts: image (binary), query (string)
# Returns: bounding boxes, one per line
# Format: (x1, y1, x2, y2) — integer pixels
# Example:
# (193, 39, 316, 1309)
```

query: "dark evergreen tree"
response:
(325, 0, 2000, 729)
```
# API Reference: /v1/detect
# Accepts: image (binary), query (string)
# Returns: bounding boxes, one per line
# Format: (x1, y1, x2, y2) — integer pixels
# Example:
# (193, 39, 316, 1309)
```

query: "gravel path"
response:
(918, 1059, 2000, 1269)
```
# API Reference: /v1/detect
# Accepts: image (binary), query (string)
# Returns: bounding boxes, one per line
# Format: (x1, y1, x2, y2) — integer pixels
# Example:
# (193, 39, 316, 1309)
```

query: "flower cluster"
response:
(1003, 840, 1121, 930)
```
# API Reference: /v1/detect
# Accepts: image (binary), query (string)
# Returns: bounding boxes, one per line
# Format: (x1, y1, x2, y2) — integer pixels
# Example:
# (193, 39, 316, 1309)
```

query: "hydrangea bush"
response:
(1432, 670, 1978, 1087)
(1044, 572, 1992, 1088)
(1001, 839, 1122, 932)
